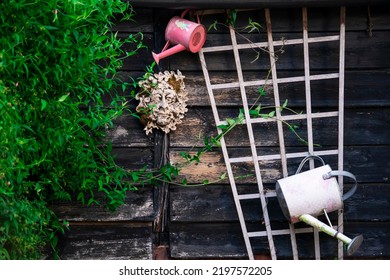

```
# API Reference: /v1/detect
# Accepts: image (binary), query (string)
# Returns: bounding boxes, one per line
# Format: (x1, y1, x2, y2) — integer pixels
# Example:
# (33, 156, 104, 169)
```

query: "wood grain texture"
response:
(169, 31, 390, 71)
(111, 147, 153, 170)
(169, 221, 390, 259)
(52, 188, 154, 222)
(170, 146, 390, 184)
(170, 107, 390, 148)
(194, 6, 390, 33)
(130, 1, 390, 9)
(106, 113, 153, 147)
(181, 70, 390, 107)
(170, 184, 390, 222)
(111, 8, 154, 33)
(59, 224, 152, 260)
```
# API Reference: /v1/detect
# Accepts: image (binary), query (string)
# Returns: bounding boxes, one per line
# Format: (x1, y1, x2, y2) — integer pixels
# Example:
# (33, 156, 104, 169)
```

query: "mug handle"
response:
(323, 170, 358, 200)
(295, 155, 326, 174)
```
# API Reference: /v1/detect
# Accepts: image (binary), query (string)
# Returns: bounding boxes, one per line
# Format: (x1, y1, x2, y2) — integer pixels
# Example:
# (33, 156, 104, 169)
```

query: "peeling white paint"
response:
(111, 125, 129, 141)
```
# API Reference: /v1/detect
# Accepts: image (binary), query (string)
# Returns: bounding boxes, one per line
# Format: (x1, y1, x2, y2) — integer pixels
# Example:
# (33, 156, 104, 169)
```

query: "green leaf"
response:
(44, 25, 59, 30)
(259, 113, 270, 118)
(208, 20, 218, 31)
(237, 108, 245, 121)
(77, 192, 85, 205)
(217, 124, 228, 130)
(131, 112, 141, 119)
(249, 109, 259, 117)
(258, 87, 266, 96)
(228, 10, 237, 27)
(87, 197, 96, 206)
(192, 155, 200, 163)
(40, 99, 47, 111)
(203, 136, 209, 146)
(58, 94, 69, 102)
(131, 172, 139, 183)
(96, 35, 108, 43)
(226, 118, 235, 126)
(51, 236, 58, 248)
(180, 151, 191, 161)
(211, 136, 221, 147)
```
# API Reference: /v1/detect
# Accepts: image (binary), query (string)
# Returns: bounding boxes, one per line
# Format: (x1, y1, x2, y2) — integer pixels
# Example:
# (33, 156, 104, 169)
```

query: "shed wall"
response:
(56, 4, 390, 259)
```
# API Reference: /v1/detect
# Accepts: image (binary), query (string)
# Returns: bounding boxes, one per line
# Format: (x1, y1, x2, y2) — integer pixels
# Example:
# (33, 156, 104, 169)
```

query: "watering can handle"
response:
(323, 170, 358, 200)
(181, 9, 201, 24)
(181, 9, 191, 18)
(295, 155, 326, 174)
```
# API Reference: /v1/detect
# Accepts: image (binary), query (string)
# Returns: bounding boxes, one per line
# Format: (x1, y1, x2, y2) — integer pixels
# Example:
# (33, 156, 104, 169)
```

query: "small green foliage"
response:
(243, 18, 263, 33)
(226, 10, 238, 27)
(258, 87, 267, 96)
(208, 20, 219, 32)
(0, 0, 143, 259)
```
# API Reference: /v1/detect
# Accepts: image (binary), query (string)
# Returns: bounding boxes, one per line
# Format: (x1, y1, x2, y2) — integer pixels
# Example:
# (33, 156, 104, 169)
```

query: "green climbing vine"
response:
(0, 0, 144, 259)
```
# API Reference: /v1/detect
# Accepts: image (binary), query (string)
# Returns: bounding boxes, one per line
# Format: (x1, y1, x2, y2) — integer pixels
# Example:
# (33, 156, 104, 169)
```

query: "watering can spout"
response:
(299, 214, 364, 255)
(347, 235, 364, 256)
(152, 44, 187, 65)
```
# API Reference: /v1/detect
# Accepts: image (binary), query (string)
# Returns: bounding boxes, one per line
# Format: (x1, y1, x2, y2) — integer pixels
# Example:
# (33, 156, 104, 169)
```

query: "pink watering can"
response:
(152, 10, 206, 64)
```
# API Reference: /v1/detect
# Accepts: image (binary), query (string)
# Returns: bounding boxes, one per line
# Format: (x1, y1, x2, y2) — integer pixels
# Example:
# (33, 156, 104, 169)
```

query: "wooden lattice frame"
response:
(198, 7, 346, 260)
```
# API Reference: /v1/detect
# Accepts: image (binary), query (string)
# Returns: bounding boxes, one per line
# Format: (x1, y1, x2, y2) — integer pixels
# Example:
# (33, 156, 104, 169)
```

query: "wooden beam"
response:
(130, 0, 389, 9)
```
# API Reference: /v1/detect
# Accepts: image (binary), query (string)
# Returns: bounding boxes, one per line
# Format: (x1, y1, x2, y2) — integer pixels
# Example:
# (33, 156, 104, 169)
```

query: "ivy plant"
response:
(0, 0, 144, 259)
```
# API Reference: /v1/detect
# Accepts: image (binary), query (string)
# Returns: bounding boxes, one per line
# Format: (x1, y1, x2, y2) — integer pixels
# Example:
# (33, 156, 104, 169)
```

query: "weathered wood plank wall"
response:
(55, 4, 390, 259)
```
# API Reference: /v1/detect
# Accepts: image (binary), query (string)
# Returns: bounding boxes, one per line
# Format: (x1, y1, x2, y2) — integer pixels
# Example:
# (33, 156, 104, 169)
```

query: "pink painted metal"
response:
(152, 10, 206, 64)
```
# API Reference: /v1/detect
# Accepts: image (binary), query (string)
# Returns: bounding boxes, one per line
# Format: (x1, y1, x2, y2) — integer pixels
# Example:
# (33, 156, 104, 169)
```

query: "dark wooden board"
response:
(134, 6, 390, 72)
(107, 113, 153, 147)
(170, 184, 390, 222)
(130, 1, 390, 9)
(196, 6, 390, 33)
(111, 147, 153, 170)
(169, 146, 390, 184)
(168, 31, 390, 71)
(59, 223, 152, 260)
(180, 70, 390, 107)
(170, 107, 390, 148)
(120, 33, 154, 71)
(169, 221, 390, 259)
(52, 187, 154, 222)
(149, 6, 390, 35)
(112, 8, 154, 33)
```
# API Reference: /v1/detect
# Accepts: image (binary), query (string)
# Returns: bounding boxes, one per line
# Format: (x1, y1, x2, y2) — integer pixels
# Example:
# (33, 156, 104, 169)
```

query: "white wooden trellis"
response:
(198, 7, 346, 260)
